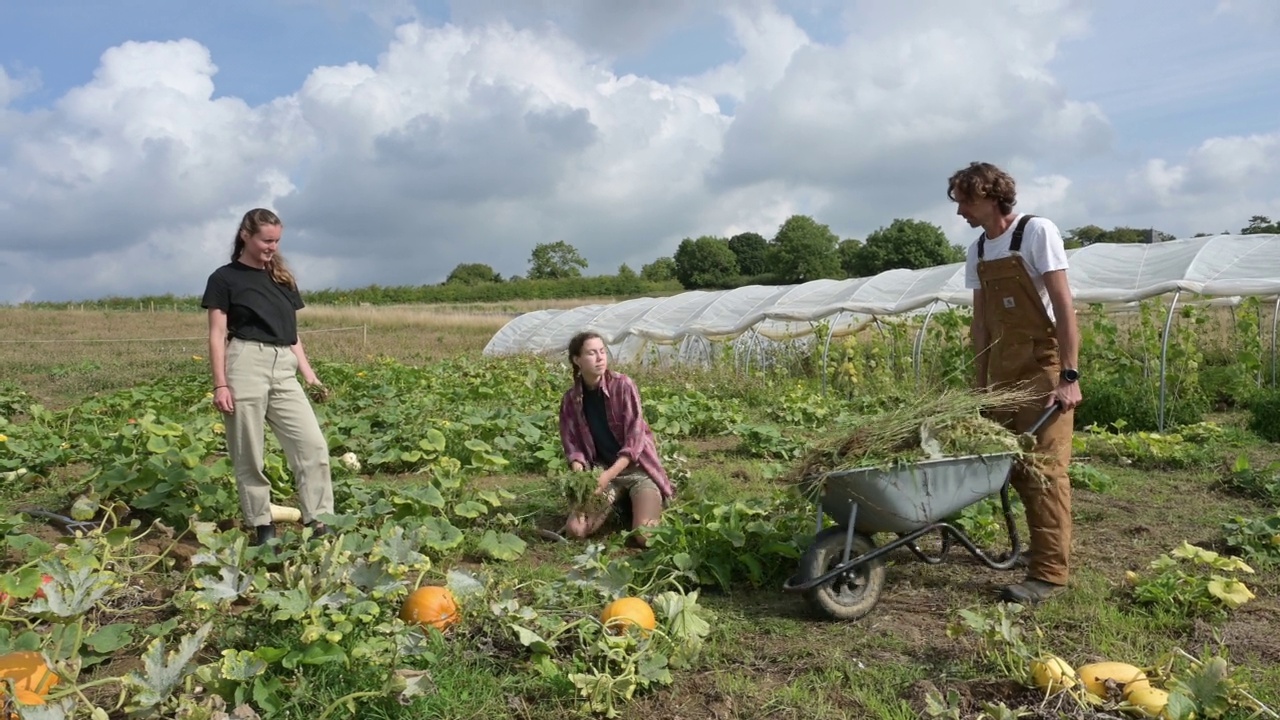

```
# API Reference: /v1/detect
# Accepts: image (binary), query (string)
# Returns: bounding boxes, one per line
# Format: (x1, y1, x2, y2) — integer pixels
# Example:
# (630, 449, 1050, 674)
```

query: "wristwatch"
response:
(1060, 368, 1079, 383)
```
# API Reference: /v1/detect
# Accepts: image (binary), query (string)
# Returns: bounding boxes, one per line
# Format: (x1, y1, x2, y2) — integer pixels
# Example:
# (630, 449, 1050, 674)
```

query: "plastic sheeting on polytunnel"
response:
(483, 233, 1280, 364)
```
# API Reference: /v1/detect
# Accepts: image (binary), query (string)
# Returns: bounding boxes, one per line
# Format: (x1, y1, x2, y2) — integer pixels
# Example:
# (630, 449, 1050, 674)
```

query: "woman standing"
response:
(558, 331, 675, 546)
(202, 208, 333, 546)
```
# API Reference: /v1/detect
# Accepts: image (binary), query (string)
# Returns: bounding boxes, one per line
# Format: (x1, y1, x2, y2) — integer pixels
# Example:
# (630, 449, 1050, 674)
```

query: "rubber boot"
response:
(253, 523, 277, 547)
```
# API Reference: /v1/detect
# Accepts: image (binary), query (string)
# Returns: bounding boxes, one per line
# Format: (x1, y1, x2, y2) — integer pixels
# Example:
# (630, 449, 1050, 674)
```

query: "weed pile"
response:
(784, 385, 1045, 485)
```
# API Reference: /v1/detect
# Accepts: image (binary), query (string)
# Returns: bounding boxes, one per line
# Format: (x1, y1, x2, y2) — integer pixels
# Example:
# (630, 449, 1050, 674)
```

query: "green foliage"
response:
(1125, 542, 1257, 618)
(1215, 454, 1280, 503)
(444, 263, 502, 285)
(1074, 422, 1230, 470)
(630, 495, 813, 592)
(727, 232, 769, 276)
(1066, 224, 1176, 246)
(528, 240, 589, 280)
(639, 256, 677, 282)
(1073, 301, 1210, 432)
(31, 276, 685, 310)
(673, 235, 738, 289)
(768, 214, 842, 283)
(837, 237, 863, 277)
(1221, 511, 1280, 566)
(1241, 215, 1280, 234)
(1245, 387, 1280, 442)
(850, 218, 963, 277)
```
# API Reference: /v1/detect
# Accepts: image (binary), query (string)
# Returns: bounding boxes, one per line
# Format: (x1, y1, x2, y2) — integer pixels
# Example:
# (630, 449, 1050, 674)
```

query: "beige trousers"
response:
(223, 338, 334, 527)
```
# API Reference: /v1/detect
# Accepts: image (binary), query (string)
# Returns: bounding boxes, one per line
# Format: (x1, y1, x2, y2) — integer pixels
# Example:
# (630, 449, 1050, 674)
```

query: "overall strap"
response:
(978, 214, 1037, 259)
(1009, 214, 1036, 253)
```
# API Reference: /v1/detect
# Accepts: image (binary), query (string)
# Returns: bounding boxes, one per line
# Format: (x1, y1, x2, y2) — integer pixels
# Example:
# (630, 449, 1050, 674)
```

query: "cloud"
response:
(0, 39, 313, 264)
(1, 0, 1278, 303)
(0, 66, 40, 107)
(445, 0, 696, 58)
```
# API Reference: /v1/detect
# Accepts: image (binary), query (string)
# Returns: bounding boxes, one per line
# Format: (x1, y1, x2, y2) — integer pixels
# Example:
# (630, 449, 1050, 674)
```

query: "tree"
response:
(673, 236, 738, 289)
(1065, 225, 1107, 247)
(769, 215, 842, 283)
(528, 241, 588, 280)
(1067, 225, 1176, 246)
(837, 238, 863, 278)
(444, 263, 502, 285)
(640, 257, 677, 282)
(727, 232, 769, 276)
(1242, 215, 1280, 234)
(851, 219, 963, 277)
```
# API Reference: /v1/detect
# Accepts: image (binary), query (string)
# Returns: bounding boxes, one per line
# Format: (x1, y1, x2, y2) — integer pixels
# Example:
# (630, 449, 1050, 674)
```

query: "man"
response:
(948, 161, 1082, 605)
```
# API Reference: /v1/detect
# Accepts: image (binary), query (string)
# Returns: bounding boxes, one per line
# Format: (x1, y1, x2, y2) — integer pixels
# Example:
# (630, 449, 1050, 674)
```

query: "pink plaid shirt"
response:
(558, 370, 675, 501)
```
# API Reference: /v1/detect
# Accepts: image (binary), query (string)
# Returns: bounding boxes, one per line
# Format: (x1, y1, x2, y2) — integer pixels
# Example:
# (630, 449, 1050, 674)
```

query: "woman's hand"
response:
(213, 386, 234, 413)
(593, 471, 613, 495)
(570, 461, 585, 472)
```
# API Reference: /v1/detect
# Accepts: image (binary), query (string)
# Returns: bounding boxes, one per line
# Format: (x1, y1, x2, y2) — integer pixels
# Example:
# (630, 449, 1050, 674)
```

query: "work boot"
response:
(307, 521, 330, 538)
(999, 577, 1065, 605)
(252, 523, 277, 547)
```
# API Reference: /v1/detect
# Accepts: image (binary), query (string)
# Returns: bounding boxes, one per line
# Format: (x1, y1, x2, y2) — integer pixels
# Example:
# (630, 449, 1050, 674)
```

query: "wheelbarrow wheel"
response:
(799, 527, 885, 621)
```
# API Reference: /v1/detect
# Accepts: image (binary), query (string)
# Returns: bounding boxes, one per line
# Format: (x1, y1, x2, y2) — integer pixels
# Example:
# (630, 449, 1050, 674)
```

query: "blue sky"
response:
(1, 0, 1279, 302)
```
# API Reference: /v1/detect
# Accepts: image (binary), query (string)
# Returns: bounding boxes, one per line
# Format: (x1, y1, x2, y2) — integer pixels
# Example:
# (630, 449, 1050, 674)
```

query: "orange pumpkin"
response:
(400, 586, 459, 630)
(0, 652, 59, 697)
(599, 597, 656, 636)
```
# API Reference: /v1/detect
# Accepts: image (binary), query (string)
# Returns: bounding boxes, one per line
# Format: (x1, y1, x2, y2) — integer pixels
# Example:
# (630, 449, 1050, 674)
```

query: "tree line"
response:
(448, 214, 1280, 292)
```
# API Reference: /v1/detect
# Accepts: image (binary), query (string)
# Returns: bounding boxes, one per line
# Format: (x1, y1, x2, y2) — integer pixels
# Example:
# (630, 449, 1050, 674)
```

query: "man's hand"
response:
(1050, 380, 1082, 410)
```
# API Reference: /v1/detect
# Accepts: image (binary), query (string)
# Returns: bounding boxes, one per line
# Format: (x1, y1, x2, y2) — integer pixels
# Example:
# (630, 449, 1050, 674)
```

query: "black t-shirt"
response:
(201, 261, 305, 346)
(582, 385, 620, 467)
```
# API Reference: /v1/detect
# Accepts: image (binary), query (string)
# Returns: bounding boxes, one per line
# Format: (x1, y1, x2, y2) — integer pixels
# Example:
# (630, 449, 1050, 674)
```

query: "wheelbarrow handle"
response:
(1026, 400, 1062, 435)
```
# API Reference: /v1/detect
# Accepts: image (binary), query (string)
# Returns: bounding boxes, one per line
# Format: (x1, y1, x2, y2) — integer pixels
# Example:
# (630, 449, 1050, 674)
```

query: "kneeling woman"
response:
(558, 331, 675, 545)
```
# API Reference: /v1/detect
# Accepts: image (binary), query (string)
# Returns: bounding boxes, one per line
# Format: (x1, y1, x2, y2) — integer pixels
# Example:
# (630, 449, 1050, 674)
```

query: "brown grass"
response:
(0, 304, 514, 408)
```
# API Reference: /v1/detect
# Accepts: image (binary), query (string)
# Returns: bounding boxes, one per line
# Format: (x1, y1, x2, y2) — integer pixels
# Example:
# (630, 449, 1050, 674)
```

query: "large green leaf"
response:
(477, 530, 526, 561)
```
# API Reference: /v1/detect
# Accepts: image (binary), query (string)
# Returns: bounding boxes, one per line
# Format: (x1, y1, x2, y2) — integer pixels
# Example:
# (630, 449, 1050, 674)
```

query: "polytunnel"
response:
(485, 233, 1280, 429)
(487, 233, 1280, 358)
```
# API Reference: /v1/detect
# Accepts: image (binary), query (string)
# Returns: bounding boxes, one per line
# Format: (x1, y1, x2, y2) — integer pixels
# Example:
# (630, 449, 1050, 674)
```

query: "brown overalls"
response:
(975, 215, 1073, 586)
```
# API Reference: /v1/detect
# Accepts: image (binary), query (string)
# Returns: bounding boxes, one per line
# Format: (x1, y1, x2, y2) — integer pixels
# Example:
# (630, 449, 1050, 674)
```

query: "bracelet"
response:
(214, 385, 228, 390)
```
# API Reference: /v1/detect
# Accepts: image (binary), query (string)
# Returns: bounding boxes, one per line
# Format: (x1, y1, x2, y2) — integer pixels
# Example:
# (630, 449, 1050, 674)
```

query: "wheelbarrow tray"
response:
(806, 452, 1017, 535)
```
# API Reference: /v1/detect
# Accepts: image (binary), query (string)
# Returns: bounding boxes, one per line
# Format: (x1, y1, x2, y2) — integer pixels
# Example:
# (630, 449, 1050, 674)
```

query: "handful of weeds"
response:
(558, 469, 611, 514)
(307, 383, 333, 404)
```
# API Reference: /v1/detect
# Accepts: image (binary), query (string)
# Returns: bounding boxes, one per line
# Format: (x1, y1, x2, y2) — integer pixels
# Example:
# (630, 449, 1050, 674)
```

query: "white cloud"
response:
(1, 0, 1278, 303)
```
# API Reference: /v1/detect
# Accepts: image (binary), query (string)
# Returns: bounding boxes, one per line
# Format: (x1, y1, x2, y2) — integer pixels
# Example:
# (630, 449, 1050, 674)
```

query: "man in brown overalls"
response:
(948, 162, 1082, 605)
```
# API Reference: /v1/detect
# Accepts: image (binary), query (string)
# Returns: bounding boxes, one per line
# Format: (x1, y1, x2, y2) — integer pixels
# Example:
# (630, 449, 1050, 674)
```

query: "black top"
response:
(201, 261, 304, 346)
(582, 384, 620, 467)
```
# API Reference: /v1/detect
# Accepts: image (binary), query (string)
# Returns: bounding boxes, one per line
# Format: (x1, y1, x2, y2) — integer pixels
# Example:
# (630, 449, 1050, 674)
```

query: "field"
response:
(2, 302, 1280, 720)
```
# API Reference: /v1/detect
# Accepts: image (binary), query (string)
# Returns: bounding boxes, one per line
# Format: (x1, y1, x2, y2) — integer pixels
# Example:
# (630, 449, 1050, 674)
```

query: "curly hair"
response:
(947, 162, 1017, 215)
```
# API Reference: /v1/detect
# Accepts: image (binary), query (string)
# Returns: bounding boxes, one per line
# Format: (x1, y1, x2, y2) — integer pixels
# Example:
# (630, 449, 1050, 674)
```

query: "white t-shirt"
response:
(964, 214, 1069, 322)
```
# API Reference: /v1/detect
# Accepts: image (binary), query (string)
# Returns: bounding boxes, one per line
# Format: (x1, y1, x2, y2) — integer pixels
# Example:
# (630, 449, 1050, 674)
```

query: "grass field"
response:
(2, 303, 1278, 720)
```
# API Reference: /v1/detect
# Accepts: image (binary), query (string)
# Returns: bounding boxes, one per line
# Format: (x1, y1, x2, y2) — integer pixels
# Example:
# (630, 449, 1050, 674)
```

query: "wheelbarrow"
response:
(781, 404, 1059, 620)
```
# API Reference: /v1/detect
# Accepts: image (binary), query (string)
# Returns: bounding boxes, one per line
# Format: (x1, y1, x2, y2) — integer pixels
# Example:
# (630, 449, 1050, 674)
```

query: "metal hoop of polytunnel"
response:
(485, 234, 1280, 429)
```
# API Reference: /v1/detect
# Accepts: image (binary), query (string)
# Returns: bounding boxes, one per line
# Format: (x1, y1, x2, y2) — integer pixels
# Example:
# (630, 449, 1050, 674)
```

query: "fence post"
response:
(362, 324, 367, 349)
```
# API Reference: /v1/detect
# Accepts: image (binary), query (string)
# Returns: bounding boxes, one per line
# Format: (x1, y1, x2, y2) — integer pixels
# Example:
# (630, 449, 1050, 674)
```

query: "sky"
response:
(1, 0, 1279, 304)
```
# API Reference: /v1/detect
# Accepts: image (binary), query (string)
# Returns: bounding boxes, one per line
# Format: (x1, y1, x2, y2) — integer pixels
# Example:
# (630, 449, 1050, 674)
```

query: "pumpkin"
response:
(1124, 685, 1172, 718)
(6, 688, 46, 706)
(599, 597, 656, 635)
(0, 652, 59, 697)
(1030, 654, 1077, 693)
(400, 586, 458, 630)
(1077, 661, 1148, 699)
